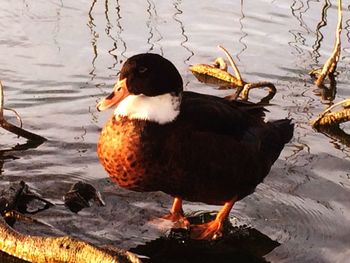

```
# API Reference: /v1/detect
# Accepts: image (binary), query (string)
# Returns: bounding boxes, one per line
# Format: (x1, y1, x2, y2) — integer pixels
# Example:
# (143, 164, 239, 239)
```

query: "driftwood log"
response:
(312, 99, 350, 128)
(189, 45, 276, 103)
(0, 216, 141, 263)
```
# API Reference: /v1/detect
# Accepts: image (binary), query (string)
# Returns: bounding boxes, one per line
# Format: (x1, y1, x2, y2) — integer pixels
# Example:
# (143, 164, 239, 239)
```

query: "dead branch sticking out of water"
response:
(309, 0, 342, 87)
(0, 81, 46, 144)
(189, 45, 276, 103)
(312, 98, 350, 128)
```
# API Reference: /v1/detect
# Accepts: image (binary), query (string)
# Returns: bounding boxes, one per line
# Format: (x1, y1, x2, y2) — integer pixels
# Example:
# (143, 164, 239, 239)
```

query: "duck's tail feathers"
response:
(271, 118, 294, 144)
(262, 119, 294, 165)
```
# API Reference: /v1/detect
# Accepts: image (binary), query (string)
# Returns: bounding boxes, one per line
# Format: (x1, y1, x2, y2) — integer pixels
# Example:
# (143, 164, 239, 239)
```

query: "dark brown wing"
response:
(178, 91, 267, 140)
(140, 92, 293, 203)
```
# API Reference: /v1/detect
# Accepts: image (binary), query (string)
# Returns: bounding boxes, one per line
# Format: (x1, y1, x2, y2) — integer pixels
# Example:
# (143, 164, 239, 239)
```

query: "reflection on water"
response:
(146, 0, 164, 55)
(87, 0, 98, 81)
(312, 75, 337, 103)
(346, 5, 350, 43)
(312, 0, 331, 64)
(237, 0, 248, 61)
(289, 1, 309, 56)
(172, 0, 194, 64)
(1, 0, 350, 262)
(316, 124, 350, 149)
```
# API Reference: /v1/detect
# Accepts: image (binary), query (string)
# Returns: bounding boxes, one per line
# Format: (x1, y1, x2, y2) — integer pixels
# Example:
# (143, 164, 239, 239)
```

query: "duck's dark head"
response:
(97, 53, 183, 124)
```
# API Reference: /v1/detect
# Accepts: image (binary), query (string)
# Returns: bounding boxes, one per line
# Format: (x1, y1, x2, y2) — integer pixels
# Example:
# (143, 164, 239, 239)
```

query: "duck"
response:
(96, 53, 294, 240)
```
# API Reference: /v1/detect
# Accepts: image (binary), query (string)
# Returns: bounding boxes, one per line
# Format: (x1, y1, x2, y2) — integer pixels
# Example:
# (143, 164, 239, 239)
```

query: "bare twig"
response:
(218, 45, 244, 85)
(3, 107, 23, 128)
(0, 81, 46, 143)
(213, 57, 227, 71)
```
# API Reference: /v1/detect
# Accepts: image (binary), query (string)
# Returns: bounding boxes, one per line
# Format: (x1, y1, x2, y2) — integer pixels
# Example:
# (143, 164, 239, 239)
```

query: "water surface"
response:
(1, 1, 350, 262)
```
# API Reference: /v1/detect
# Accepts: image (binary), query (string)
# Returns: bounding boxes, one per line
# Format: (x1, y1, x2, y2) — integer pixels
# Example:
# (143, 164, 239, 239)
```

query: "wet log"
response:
(0, 216, 141, 263)
(312, 99, 350, 128)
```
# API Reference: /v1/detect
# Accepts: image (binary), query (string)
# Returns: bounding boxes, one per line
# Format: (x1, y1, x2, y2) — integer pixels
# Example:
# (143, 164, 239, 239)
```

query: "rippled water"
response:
(1, 0, 350, 262)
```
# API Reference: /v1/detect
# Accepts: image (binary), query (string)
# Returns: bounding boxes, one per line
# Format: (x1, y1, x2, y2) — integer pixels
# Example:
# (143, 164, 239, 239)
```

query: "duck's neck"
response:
(114, 93, 181, 124)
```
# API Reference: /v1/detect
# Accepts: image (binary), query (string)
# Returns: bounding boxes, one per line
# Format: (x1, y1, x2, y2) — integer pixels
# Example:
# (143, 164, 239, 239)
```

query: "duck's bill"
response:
(96, 78, 130, 111)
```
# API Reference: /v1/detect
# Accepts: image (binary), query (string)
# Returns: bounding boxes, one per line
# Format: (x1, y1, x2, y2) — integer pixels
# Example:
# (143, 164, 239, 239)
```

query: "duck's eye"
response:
(138, 66, 148, 74)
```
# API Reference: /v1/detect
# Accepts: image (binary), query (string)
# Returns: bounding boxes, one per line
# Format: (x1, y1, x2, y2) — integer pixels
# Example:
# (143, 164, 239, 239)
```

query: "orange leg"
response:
(190, 197, 237, 240)
(163, 197, 189, 228)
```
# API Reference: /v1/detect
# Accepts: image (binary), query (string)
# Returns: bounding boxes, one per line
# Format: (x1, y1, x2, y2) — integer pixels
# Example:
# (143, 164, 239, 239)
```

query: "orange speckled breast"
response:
(97, 114, 280, 205)
(97, 116, 158, 191)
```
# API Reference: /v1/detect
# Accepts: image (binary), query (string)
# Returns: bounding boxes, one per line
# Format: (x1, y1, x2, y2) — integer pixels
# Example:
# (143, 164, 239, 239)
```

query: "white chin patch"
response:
(114, 93, 181, 124)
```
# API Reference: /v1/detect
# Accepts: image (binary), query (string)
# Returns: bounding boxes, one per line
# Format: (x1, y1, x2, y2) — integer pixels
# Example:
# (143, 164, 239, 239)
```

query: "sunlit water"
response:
(1, 0, 350, 262)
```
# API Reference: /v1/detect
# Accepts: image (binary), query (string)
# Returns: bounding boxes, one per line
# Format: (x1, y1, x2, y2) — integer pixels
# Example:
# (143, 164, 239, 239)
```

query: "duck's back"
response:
(158, 92, 293, 204)
(98, 91, 293, 205)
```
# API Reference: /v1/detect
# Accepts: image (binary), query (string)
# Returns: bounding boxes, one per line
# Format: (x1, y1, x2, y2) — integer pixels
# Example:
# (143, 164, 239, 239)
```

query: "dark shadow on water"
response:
(131, 212, 279, 263)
